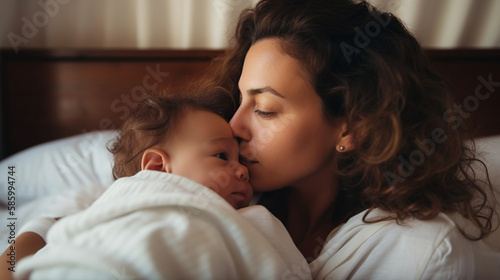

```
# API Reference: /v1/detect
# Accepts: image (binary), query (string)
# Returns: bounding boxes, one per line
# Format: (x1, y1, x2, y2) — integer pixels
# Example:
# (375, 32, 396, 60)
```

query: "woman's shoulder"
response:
(326, 209, 463, 247)
(361, 208, 459, 239)
(310, 209, 474, 280)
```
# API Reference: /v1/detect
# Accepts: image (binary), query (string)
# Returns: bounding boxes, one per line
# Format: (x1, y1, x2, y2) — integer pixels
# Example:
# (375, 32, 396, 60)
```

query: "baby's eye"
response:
(215, 153, 229, 161)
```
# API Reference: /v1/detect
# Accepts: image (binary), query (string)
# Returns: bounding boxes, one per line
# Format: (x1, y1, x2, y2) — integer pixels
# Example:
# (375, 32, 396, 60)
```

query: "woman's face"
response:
(230, 38, 341, 192)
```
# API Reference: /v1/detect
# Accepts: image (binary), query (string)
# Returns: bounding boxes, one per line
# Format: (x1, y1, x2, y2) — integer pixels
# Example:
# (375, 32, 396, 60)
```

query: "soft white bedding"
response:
(15, 170, 310, 280)
(0, 131, 116, 249)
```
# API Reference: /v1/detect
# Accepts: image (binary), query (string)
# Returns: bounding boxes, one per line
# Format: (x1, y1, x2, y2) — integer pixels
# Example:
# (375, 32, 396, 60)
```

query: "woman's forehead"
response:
(239, 39, 315, 100)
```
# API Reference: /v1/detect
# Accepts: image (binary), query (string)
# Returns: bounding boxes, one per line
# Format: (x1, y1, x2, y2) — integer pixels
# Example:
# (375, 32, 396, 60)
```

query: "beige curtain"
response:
(0, 0, 260, 50)
(371, 0, 500, 48)
(1, 0, 499, 50)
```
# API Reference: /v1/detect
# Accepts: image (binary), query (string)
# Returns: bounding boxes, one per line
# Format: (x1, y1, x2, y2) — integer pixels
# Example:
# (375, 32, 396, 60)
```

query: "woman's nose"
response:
(229, 108, 251, 142)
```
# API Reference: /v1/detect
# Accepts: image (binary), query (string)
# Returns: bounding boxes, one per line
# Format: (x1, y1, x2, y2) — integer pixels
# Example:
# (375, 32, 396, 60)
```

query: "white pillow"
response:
(475, 135, 500, 192)
(0, 130, 117, 207)
(474, 135, 500, 250)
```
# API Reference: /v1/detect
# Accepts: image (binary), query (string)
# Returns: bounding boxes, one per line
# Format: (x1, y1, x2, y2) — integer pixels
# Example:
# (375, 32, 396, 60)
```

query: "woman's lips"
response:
(239, 156, 258, 164)
(239, 143, 258, 164)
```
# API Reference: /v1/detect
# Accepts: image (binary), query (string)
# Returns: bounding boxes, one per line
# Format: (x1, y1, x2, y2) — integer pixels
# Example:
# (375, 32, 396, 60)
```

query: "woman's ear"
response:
(141, 148, 172, 173)
(336, 122, 355, 152)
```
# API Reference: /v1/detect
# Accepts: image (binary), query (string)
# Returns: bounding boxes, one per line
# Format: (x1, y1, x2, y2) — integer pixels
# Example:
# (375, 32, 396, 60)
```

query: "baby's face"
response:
(166, 109, 253, 209)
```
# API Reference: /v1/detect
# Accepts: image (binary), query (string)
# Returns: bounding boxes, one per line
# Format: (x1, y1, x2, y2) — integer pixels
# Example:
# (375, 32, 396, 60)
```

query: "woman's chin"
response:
(249, 179, 285, 193)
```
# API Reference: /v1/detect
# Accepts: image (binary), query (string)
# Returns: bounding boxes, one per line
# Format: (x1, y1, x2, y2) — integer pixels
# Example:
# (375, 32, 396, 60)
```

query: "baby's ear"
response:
(141, 148, 172, 173)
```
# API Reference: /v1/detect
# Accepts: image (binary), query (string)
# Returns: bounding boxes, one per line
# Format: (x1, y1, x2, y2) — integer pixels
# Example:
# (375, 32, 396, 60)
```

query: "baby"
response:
(9, 90, 310, 280)
(109, 92, 253, 209)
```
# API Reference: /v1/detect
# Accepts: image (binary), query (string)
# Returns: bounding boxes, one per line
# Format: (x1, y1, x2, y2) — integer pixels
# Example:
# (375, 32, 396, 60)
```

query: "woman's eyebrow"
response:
(247, 86, 284, 98)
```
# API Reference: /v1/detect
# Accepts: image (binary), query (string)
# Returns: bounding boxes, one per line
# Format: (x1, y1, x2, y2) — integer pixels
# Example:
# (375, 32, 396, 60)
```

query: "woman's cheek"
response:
(252, 114, 295, 151)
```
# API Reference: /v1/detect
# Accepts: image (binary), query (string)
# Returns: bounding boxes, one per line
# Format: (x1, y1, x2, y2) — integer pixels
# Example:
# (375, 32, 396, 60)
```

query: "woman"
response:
(2, 0, 497, 279)
(196, 0, 498, 278)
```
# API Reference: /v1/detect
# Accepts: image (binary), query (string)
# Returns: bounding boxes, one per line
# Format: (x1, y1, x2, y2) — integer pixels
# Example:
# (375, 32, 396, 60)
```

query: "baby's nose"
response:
(234, 162, 249, 182)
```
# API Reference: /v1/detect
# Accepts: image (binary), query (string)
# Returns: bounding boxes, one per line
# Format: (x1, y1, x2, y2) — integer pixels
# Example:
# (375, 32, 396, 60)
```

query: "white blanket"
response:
(16, 171, 311, 280)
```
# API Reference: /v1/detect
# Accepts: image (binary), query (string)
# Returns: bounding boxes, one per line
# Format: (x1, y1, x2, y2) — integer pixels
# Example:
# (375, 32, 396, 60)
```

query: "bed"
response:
(0, 48, 499, 261)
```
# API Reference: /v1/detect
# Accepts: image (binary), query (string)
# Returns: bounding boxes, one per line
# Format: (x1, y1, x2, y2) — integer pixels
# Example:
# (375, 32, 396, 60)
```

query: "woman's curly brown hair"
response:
(108, 88, 235, 179)
(196, 0, 497, 239)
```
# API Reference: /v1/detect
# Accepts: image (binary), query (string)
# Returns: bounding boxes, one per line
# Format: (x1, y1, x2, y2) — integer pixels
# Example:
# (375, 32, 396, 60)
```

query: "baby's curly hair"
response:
(108, 88, 235, 179)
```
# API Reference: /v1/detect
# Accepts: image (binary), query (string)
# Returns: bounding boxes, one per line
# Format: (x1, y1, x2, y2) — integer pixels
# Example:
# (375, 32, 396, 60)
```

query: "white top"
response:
(309, 208, 500, 280)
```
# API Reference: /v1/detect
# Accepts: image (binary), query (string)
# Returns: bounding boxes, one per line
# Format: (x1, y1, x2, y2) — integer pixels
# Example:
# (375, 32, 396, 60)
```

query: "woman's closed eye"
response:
(255, 110, 276, 118)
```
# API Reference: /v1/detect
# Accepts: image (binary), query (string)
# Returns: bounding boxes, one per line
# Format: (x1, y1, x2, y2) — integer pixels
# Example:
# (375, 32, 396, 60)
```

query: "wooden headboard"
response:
(1, 48, 499, 159)
(0, 49, 223, 159)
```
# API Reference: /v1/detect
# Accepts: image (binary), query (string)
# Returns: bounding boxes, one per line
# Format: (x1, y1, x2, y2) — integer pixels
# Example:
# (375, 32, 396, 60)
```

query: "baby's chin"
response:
(229, 197, 251, 209)
(234, 201, 249, 209)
